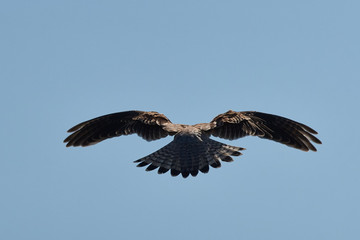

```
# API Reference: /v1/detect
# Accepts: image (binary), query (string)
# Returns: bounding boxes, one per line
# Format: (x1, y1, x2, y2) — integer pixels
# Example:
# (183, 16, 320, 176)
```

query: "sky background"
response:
(1, 1, 359, 239)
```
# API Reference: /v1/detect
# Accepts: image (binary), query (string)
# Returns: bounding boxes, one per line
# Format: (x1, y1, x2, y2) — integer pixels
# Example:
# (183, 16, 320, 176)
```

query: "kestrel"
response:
(64, 110, 321, 178)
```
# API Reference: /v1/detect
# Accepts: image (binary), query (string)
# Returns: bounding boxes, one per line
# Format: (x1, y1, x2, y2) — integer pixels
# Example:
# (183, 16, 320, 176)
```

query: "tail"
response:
(134, 135, 245, 178)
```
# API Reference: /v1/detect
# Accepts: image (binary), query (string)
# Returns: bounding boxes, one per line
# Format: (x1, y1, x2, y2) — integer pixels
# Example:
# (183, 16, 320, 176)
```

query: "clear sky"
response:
(1, 1, 359, 240)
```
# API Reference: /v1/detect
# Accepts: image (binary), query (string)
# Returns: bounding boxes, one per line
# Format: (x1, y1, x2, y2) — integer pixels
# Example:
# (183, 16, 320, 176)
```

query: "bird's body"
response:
(64, 110, 321, 178)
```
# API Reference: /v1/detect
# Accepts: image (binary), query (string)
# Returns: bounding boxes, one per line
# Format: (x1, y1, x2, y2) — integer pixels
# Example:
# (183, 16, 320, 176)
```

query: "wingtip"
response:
(63, 139, 71, 147)
(67, 126, 79, 133)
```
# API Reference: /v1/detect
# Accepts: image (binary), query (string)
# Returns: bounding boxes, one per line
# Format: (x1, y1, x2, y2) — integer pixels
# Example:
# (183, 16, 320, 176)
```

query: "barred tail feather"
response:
(134, 136, 244, 178)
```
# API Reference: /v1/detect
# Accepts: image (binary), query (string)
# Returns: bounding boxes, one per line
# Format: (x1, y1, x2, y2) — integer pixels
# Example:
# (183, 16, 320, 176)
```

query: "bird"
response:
(64, 110, 321, 178)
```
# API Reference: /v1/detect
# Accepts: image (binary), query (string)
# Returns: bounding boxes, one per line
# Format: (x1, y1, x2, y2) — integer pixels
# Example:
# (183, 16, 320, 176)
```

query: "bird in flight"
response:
(64, 110, 321, 178)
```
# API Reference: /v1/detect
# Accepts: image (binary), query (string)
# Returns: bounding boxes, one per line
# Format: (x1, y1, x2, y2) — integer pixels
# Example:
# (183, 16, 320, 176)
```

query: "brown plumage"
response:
(64, 110, 321, 178)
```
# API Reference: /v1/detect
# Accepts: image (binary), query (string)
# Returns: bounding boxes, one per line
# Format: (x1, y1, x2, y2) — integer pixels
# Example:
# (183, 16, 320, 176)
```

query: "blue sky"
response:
(1, 1, 359, 239)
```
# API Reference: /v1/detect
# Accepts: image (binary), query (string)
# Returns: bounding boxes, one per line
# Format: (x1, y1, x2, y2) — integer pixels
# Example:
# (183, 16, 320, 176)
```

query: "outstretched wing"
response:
(209, 110, 321, 151)
(64, 111, 172, 147)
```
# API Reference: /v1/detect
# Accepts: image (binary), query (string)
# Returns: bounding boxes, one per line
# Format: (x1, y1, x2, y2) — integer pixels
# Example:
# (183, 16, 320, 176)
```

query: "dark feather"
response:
(64, 111, 171, 147)
(199, 165, 209, 173)
(136, 161, 150, 167)
(158, 167, 169, 174)
(146, 164, 158, 171)
(171, 169, 181, 177)
(210, 160, 221, 168)
(210, 110, 321, 152)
